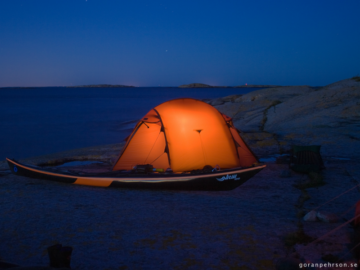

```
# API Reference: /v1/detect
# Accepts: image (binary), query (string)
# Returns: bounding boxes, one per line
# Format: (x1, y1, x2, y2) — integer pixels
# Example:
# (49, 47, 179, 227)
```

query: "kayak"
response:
(6, 158, 265, 191)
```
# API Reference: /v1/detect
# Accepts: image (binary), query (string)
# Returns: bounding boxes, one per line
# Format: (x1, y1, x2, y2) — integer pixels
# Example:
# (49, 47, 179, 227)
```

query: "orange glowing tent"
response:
(112, 98, 258, 172)
(7, 98, 265, 190)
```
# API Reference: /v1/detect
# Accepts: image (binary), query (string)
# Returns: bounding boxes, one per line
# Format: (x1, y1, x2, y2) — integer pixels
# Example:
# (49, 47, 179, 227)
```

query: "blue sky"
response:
(0, 0, 359, 87)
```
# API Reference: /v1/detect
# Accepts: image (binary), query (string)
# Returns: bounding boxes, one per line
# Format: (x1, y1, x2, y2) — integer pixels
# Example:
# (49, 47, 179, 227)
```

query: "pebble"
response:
(303, 210, 317, 222)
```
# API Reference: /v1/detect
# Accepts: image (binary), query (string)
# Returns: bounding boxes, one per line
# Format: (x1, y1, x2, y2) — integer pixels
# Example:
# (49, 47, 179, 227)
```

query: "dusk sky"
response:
(1, 0, 359, 87)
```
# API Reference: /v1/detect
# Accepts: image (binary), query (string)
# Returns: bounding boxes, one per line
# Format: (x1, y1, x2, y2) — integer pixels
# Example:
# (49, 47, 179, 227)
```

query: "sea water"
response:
(0, 87, 261, 160)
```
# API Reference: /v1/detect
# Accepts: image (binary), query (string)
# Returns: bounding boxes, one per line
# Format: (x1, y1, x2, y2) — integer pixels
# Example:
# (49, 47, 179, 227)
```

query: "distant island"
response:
(234, 84, 283, 88)
(0, 84, 135, 89)
(179, 83, 231, 88)
(179, 83, 282, 88)
(0, 87, 40, 89)
(67, 84, 135, 88)
(0, 83, 285, 89)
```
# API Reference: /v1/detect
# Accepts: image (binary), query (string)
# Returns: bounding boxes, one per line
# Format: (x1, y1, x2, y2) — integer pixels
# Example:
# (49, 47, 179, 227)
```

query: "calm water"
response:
(0, 87, 261, 160)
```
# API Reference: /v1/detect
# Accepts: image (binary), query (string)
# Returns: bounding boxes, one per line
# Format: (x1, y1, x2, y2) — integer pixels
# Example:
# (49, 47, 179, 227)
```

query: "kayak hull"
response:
(6, 158, 265, 191)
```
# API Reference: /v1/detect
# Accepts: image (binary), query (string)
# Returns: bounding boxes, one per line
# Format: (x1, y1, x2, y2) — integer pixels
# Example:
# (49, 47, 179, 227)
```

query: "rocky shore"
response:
(207, 77, 360, 159)
(0, 77, 359, 269)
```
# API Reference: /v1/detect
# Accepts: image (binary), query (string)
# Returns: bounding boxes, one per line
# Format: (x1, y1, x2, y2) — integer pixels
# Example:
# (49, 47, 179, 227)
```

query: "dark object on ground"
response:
(133, 164, 153, 173)
(276, 154, 291, 164)
(202, 165, 213, 172)
(191, 165, 213, 174)
(289, 145, 325, 173)
(0, 260, 19, 269)
(275, 257, 301, 270)
(47, 244, 72, 268)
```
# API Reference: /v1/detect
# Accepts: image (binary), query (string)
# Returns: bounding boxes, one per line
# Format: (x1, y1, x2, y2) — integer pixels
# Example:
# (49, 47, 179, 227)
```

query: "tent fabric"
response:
(229, 127, 258, 167)
(112, 98, 258, 172)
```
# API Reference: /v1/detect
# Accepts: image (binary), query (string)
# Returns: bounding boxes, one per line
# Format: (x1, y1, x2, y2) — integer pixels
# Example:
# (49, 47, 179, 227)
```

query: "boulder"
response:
(303, 210, 317, 222)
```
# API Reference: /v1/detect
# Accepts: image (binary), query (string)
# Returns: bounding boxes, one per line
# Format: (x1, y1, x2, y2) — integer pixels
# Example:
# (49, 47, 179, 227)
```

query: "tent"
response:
(112, 98, 258, 172)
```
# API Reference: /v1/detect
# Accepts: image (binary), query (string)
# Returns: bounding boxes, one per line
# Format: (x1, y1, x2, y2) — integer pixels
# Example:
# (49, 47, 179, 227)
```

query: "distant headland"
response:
(178, 83, 281, 88)
(67, 84, 135, 88)
(0, 83, 284, 89)
(234, 84, 282, 88)
(0, 87, 40, 89)
(0, 84, 135, 89)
